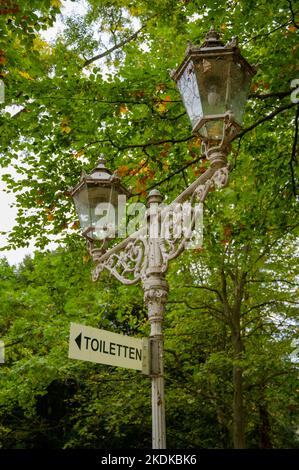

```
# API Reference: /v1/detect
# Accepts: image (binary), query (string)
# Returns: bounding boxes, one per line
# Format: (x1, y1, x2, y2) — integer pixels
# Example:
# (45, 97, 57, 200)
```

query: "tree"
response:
(1, 0, 298, 248)
(0, 246, 151, 448)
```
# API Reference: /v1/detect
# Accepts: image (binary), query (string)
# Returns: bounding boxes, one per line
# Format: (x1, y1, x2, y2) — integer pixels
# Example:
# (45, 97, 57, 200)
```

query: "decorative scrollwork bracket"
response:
(92, 142, 230, 283)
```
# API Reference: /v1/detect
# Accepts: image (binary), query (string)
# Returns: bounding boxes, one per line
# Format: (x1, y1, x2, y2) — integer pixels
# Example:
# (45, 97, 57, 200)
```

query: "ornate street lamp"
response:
(171, 27, 255, 161)
(70, 157, 130, 258)
(70, 29, 255, 449)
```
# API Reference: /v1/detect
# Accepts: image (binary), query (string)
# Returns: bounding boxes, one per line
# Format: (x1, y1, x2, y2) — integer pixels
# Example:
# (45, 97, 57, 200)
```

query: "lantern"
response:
(71, 158, 130, 241)
(171, 27, 256, 143)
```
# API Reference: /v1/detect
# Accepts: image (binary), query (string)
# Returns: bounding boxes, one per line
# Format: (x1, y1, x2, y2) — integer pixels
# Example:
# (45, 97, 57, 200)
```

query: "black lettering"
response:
(136, 348, 142, 362)
(99, 339, 102, 353)
(109, 342, 116, 355)
(123, 345, 128, 358)
(117, 344, 122, 356)
(91, 338, 99, 351)
(129, 347, 135, 360)
(84, 336, 91, 349)
(103, 341, 109, 354)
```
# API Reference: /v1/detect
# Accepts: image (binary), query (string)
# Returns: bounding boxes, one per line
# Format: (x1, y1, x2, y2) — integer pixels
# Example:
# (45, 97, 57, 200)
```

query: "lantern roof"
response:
(70, 156, 131, 197)
(171, 27, 256, 82)
(88, 156, 114, 180)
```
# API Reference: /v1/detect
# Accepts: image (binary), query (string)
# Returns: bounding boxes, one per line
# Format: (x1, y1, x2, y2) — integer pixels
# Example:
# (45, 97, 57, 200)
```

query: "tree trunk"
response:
(259, 402, 272, 448)
(232, 332, 245, 448)
(220, 268, 247, 448)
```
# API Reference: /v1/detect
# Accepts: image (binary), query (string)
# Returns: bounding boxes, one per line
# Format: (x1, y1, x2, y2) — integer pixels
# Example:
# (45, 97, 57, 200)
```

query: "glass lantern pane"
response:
(94, 201, 116, 240)
(199, 120, 224, 141)
(88, 186, 113, 239)
(73, 185, 91, 232)
(195, 56, 229, 118)
(229, 59, 252, 125)
(73, 185, 116, 240)
(177, 62, 203, 128)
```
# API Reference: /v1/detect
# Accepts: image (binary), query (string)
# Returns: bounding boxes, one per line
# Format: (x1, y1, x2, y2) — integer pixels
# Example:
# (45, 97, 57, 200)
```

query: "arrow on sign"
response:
(75, 333, 82, 350)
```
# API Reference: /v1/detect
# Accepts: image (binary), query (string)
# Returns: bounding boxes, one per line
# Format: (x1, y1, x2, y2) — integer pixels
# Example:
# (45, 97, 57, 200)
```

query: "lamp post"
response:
(71, 28, 255, 449)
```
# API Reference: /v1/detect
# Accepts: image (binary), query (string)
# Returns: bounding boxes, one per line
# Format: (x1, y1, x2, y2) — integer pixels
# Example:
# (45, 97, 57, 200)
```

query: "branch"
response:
(167, 300, 201, 310)
(107, 133, 193, 152)
(220, 268, 230, 315)
(249, 90, 293, 100)
(245, 370, 296, 390)
(291, 105, 299, 163)
(83, 26, 145, 67)
(251, 220, 299, 270)
(246, 278, 299, 287)
(235, 102, 298, 140)
(287, 0, 299, 28)
(183, 284, 223, 302)
(158, 111, 186, 121)
(133, 153, 201, 196)
(244, 18, 293, 44)
(242, 299, 297, 316)
(167, 299, 224, 321)
(242, 300, 278, 316)
(243, 321, 274, 338)
(2, 340, 22, 348)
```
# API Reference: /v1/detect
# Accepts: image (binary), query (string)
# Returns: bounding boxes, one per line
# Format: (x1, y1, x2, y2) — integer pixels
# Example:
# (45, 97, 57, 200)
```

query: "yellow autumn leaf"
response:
(51, 0, 61, 8)
(32, 37, 51, 54)
(155, 95, 171, 113)
(119, 104, 128, 114)
(156, 102, 167, 113)
(73, 149, 84, 158)
(13, 38, 21, 49)
(156, 83, 166, 92)
(129, 6, 143, 16)
(188, 137, 202, 152)
(61, 117, 72, 134)
(71, 221, 80, 230)
(19, 70, 34, 80)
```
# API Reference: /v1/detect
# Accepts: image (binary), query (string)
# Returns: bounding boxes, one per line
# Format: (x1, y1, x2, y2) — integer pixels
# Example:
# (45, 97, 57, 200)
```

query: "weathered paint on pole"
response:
(143, 189, 168, 449)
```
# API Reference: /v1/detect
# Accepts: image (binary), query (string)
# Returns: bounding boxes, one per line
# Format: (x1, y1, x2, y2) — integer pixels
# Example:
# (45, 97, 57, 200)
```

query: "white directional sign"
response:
(68, 322, 149, 373)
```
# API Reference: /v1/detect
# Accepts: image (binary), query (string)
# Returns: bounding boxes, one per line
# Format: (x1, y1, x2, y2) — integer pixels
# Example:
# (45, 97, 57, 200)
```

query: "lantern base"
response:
(205, 144, 231, 168)
(87, 239, 109, 262)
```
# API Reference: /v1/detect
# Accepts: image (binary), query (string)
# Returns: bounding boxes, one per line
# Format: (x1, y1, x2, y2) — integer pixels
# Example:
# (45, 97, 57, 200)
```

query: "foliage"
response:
(0, 0, 298, 449)
(0, 0, 298, 248)
(0, 242, 298, 448)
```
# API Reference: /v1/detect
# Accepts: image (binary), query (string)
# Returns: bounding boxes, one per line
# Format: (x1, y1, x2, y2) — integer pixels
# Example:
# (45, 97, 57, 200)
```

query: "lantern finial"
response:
(201, 26, 223, 48)
(97, 155, 107, 167)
